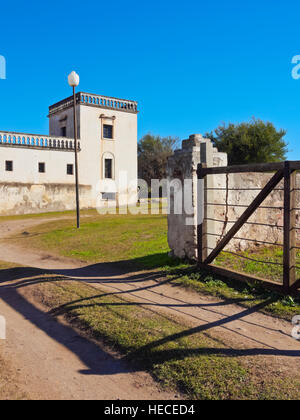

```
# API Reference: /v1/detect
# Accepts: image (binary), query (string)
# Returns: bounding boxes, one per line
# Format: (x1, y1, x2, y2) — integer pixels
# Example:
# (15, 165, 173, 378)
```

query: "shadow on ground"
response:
(0, 255, 299, 379)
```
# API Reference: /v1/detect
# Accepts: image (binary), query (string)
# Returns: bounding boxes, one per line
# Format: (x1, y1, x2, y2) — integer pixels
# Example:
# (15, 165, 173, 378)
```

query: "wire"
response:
(204, 187, 284, 192)
(205, 203, 283, 210)
(219, 250, 283, 266)
(205, 232, 283, 247)
(204, 217, 284, 229)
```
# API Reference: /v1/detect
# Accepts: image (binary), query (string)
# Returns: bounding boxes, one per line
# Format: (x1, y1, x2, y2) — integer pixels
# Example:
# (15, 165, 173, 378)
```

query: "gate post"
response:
(167, 134, 227, 261)
(283, 161, 296, 292)
(197, 163, 205, 264)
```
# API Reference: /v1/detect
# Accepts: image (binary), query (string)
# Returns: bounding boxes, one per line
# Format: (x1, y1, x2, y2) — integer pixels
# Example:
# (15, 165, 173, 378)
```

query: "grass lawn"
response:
(6, 211, 300, 320)
(29, 277, 300, 400)
(10, 211, 173, 269)
(214, 245, 300, 284)
(1, 211, 300, 400)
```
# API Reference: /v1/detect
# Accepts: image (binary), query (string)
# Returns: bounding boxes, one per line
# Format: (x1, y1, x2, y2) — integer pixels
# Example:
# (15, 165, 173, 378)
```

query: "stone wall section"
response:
(0, 183, 93, 215)
(167, 134, 299, 260)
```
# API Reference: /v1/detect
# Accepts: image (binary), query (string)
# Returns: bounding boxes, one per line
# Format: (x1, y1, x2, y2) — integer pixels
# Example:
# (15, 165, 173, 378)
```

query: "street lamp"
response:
(68, 71, 80, 229)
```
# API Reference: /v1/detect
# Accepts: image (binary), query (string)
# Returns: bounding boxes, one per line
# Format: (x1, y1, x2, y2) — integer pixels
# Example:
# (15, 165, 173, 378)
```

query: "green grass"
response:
(30, 278, 300, 400)
(9, 212, 174, 269)
(172, 268, 300, 320)
(214, 246, 300, 283)
(6, 211, 300, 319)
(1, 210, 299, 399)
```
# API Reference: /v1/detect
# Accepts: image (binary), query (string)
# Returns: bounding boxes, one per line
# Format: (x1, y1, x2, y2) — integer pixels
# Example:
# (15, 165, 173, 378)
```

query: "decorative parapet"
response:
(0, 131, 80, 151)
(49, 92, 138, 116)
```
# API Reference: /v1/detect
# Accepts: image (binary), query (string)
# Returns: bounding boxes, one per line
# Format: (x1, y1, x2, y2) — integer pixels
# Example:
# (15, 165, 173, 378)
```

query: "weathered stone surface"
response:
(0, 183, 92, 215)
(167, 135, 298, 261)
(167, 135, 227, 260)
(212, 173, 288, 252)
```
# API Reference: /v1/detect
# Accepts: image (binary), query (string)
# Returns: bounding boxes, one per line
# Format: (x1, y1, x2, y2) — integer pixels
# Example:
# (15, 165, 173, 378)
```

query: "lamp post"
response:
(68, 71, 80, 229)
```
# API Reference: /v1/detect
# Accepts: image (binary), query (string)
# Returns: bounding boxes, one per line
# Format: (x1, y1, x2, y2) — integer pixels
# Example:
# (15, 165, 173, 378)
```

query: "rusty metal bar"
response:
(201, 160, 300, 176)
(197, 164, 206, 264)
(283, 163, 297, 290)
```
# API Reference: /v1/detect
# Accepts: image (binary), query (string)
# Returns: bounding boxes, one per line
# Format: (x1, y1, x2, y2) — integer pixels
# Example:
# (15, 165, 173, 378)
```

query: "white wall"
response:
(0, 183, 93, 215)
(0, 146, 76, 185)
(49, 101, 138, 206)
(49, 106, 80, 139)
(0, 93, 138, 215)
(79, 104, 138, 205)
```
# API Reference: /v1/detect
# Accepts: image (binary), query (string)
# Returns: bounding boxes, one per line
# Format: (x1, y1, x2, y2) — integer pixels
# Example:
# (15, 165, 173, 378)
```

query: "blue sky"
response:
(1, 0, 300, 158)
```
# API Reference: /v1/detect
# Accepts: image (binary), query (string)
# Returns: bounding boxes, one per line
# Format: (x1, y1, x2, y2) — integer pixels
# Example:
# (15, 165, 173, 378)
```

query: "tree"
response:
(205, 118, 288, 165)
(138, 134, 179, 186)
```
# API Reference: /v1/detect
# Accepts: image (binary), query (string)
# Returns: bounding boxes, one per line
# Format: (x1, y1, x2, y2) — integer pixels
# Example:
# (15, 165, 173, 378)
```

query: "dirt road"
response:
(0, 218, 176, 400)
(0, 217, 299, 399)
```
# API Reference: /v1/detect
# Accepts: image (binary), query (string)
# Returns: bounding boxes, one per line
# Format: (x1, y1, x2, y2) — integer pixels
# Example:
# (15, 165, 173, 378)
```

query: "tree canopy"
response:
(205, 118, 288, 165)
(138, 134, 179, 185)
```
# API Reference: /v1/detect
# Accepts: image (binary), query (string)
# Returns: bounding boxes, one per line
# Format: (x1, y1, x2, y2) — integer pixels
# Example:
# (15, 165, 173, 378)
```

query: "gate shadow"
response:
(0, 261, 299, 380)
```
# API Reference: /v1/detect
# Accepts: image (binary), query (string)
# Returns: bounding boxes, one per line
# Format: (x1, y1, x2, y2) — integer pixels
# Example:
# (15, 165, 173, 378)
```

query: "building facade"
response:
(0, 92, 138, 215)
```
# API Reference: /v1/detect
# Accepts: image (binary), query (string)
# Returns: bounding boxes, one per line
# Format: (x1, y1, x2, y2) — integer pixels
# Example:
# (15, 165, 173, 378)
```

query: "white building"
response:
(0, 92, 138, 215)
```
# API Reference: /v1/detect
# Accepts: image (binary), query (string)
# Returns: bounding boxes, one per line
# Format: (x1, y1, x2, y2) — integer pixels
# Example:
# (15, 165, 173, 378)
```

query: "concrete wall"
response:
(167, 134, 298, 261)
(49, 99, 138, 208)
(0, 146, 76, 185)
(212, 173, 300, 252)
(0, 183, 92, 215)
(0, 92, 138, 215)
(79, 104, 138, 206)
(49, 105, 80, 140)
(167, 134, 227, 260)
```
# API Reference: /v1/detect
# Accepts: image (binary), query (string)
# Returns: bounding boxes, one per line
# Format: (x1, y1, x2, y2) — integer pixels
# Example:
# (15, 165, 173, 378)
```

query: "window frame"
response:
(61, 127, 67, 138)
(67, 164, 74, 175)
(5, 160, 13, 172)
(103, 124, 113, 140)
(38, 162, 46, 173)
(104, 158, 113, 179)
(102, 152, 115, 180)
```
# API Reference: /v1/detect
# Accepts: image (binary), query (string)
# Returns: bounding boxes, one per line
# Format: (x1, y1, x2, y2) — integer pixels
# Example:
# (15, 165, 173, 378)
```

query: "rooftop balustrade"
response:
(0, 131, 80, 151)
(49, 92, 138, 115)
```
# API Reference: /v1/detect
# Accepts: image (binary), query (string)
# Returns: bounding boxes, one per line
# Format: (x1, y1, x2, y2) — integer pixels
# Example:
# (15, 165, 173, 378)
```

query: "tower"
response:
(48, 92, 138, 207)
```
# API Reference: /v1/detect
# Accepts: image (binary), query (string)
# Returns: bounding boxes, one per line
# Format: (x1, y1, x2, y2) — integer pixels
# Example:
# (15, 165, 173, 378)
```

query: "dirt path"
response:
(0, 284, 175, 400)
(0, 218, 175, 400)
(0, 217, 299, 399)
(0, 217, 83, 270)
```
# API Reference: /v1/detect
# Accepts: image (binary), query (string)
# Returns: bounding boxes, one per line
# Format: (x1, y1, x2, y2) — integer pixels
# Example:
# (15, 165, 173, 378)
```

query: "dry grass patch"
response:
(0, 350, 28, 400)
(26, 277, 300, 400)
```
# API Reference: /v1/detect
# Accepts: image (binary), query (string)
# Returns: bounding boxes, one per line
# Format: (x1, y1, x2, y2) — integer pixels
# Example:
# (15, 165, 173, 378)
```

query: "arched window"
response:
(102, 152, 115, 179)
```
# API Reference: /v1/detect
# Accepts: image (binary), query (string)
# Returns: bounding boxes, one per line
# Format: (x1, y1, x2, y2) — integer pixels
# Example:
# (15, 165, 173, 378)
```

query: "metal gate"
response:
(197, 161, 300, 295)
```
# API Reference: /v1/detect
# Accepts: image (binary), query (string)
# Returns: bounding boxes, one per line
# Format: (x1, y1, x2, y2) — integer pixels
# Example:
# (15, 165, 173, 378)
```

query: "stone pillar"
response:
(167, 134, 227, 261)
